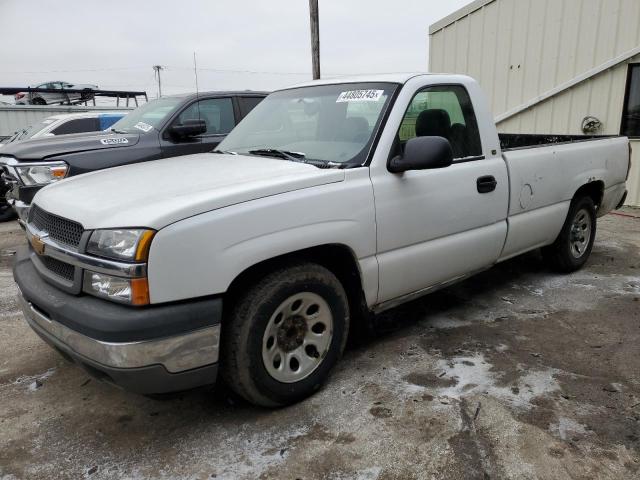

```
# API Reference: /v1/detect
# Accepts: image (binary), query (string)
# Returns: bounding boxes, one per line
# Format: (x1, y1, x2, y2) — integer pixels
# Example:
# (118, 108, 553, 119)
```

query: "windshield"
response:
(109, 96, 184, 134)
(217, 82, 398, 165)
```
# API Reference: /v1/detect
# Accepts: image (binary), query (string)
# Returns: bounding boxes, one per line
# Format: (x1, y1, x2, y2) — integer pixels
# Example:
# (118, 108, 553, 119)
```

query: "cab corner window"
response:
(398, 85, 482, 160)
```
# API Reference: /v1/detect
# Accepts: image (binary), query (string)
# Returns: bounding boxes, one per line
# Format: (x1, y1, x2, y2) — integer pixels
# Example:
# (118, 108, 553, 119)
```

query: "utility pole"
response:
(152, 65, 163, 98)
(309, 0, 320, 79)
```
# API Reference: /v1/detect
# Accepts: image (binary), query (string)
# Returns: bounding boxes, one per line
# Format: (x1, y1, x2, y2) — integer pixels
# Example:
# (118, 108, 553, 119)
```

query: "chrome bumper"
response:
(18, 291, 220, 373)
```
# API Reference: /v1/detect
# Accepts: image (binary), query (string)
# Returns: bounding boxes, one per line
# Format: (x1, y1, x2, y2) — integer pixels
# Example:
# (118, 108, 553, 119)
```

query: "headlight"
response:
(86, 229, 155, 262)
(83, 271, 149, 305)
(14, 162, 68, 186)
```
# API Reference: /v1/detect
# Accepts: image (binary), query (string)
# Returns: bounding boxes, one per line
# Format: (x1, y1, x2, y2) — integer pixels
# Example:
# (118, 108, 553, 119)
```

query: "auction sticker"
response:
(133, 122, 153, 132)
(336, 89, 384, 103)
(100, 137, 129, 145)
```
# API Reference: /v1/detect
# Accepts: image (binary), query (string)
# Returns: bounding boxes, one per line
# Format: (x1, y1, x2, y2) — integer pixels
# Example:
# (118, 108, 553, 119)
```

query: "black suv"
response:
(0, 91, 267, 222)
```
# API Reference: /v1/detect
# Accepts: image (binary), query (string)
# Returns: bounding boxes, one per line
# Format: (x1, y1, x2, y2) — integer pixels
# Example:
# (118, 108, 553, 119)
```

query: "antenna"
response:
(193, 52, 201, 124)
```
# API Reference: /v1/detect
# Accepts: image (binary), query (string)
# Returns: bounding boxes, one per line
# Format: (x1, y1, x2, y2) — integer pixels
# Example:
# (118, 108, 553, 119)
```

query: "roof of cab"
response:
(282, 73, 432, 90)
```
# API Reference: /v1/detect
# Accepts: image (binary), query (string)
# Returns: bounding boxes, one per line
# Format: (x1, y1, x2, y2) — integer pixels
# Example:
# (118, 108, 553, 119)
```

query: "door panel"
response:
(373, 158, 509, 302)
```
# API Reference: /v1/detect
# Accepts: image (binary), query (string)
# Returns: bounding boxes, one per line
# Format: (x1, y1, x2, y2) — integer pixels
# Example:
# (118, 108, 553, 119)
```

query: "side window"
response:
(175, 98, 235, 135)
(398, 85, 482, 159)
(621, 64, 640, 138)
(51, 118, 98, 135)
(239, 96, 264, 118)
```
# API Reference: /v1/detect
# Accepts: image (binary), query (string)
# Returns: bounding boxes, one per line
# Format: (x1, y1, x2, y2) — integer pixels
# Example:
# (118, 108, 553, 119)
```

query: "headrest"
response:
(415, 109, 451, 138)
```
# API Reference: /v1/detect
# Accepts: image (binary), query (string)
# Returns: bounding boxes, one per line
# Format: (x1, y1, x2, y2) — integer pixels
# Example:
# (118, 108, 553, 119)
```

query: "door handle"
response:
(477, 175, 497, 193)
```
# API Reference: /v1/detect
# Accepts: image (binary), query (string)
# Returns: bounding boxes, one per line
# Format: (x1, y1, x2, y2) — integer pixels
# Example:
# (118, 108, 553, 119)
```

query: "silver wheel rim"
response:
(262, 292, 333, 383)
(570, 208, 592, 258)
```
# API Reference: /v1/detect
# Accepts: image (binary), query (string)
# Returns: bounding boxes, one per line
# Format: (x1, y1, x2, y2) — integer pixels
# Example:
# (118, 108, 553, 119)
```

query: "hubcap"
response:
(569, 208, 592, 259)
(262, 292, 333, 383)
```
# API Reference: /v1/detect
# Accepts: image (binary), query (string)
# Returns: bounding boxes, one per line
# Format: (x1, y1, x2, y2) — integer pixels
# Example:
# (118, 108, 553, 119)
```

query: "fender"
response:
(147, 168, 379, 305)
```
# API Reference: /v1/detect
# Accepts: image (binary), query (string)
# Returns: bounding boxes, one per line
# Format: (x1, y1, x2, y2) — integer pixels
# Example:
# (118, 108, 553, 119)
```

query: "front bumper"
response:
(14, 247, 223, 394)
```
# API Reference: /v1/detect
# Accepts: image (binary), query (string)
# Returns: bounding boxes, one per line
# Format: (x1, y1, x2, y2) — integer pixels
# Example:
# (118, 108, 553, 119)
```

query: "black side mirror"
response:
(388, 136, 454, 173)
(169, 119, 207, 138)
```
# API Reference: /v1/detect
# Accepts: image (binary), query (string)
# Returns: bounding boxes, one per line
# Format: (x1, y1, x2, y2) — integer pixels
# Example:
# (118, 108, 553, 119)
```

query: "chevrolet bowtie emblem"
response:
(30, 234, 46, 256)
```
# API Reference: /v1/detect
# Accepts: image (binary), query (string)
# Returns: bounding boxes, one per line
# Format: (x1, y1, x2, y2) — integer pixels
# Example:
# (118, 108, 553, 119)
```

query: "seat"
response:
(449, 123, 469, 158)
(415, 109, 451, 139)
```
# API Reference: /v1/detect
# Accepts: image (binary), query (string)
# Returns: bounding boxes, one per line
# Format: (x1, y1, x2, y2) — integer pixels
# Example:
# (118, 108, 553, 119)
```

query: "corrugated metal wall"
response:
(429, 0, 640, 206)
(0, 106, 133, 138)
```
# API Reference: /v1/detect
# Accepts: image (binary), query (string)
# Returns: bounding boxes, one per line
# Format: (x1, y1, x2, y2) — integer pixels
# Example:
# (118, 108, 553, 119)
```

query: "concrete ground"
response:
(0, 210, 638, 480)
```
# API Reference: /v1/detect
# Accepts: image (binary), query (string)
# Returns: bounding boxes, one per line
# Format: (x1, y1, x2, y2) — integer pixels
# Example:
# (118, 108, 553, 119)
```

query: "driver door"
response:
(372, 84, 509, 303)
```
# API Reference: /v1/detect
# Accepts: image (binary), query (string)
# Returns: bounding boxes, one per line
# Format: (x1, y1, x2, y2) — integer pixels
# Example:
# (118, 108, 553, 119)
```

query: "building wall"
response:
(429, 0, 640, 206)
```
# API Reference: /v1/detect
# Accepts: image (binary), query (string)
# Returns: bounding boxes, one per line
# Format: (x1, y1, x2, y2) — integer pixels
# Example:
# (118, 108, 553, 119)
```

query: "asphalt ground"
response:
(0, 209, 639, 480)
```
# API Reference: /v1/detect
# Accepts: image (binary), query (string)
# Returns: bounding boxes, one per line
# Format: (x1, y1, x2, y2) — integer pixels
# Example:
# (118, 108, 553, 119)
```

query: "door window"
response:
(175, 98, 235, 135)
(622, 64, 640, 138)
(398, 85, 482, 159)
(51, 118, 98, 135)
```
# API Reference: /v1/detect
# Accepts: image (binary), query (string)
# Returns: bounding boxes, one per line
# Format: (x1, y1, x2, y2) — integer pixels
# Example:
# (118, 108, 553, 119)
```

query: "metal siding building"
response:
(429, 0, 640, 206)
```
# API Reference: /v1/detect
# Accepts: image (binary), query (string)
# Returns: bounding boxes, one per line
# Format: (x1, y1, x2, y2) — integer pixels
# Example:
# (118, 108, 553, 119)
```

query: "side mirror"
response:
(169, 119, 207, 138)
(388, 136, 454, 173)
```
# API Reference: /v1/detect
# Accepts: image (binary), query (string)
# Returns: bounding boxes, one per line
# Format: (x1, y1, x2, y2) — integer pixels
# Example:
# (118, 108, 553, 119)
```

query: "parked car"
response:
(14, 81, 99, 105)
(12, 74, 630, 406)
(1, 112, 127, 147)
(0, 91, 267, 221)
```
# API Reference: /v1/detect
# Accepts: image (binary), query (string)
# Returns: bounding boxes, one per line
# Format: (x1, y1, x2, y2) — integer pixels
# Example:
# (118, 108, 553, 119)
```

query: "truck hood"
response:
(33, 153, 345, 229)
(0, 131, 140, 161)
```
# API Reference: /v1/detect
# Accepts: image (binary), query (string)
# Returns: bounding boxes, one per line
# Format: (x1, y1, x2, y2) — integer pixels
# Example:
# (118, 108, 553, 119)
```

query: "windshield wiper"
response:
(212, 149, 238, 155)
(248, 149, 344, 168)
(109, 128, 128, 134)
(248, 148, 306, 161)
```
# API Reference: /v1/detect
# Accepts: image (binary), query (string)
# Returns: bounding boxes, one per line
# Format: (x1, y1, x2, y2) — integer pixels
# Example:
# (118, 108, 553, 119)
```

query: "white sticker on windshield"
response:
(100, 137, 129, 145)
(133, 122, 153, 133)
(336, 89, 384, 103)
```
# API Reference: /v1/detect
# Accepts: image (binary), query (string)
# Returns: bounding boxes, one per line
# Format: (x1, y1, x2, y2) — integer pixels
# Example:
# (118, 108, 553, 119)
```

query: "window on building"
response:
(398, 85, 482, 160)
(622, 64, 640, 138)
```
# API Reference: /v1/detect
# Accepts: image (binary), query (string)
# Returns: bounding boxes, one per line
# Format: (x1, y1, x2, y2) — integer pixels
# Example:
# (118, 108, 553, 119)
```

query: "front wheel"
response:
(543, 196, 596, 272)
(221, 262, 349, 407)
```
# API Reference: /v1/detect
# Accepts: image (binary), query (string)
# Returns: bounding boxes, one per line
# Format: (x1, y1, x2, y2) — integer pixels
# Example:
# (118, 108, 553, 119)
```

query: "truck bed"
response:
(499, 133, 620, 151)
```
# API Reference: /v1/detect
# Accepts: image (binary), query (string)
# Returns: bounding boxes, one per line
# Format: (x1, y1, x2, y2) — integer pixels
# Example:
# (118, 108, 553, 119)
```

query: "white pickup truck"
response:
(13, 74, 630, 406)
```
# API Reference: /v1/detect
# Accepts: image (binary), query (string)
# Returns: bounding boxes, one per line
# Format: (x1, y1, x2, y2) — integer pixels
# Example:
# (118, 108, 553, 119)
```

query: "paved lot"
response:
(0, 210, 639, 480)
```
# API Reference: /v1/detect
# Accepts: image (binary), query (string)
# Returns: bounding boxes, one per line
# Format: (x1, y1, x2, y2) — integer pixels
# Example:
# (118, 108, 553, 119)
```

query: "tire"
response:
(0, 205, 17, 222)
(31, 97, 46, 105)
(543, 196, 596, 272)
(221, 262, 350, 407)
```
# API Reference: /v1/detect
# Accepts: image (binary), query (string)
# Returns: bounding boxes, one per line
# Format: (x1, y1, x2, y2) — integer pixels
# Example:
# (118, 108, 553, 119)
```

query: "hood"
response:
(33, 153, 345, 229)
(0, 131, 140, 161)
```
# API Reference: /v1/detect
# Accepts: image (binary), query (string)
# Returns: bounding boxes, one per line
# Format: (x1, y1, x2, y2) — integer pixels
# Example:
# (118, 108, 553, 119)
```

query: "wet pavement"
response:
(0, 210, 639, 479)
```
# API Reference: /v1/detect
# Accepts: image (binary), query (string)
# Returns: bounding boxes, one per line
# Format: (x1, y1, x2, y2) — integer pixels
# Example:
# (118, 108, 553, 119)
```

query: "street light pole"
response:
(309, 0, 320, 79)
(152, 65, 163, 98)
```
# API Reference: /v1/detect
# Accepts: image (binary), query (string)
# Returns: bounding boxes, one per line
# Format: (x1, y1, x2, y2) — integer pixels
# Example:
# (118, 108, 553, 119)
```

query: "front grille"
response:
(29, 204, 84, 248)
(40, 256, 75, 281)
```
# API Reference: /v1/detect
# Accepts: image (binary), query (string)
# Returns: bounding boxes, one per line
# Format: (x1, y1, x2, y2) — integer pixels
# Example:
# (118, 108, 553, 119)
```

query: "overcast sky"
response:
(0, 0, 469, 102)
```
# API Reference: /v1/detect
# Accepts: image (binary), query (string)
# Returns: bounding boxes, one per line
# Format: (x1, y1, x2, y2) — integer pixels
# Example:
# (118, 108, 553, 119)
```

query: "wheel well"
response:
(225, 245, 371, 337)
(574, 181, 604, 209)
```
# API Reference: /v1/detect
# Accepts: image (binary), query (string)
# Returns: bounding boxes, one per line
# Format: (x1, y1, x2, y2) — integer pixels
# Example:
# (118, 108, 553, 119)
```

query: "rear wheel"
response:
(221, 263, 349, 407)
(543, 196, 596, 272)
(31, 97, 46, 105)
